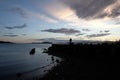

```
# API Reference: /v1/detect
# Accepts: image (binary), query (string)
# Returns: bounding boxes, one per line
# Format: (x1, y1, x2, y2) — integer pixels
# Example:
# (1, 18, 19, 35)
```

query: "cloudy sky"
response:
(0, 0, 120, 43)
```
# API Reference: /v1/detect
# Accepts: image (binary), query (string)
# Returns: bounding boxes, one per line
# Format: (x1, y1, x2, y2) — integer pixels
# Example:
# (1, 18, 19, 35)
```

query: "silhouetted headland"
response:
(41, 41, 120, 80)
(47, 41, 120, 59)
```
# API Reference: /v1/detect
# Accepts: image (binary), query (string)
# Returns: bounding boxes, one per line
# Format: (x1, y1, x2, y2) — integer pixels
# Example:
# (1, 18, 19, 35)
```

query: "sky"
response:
(0, 0, 120, 43)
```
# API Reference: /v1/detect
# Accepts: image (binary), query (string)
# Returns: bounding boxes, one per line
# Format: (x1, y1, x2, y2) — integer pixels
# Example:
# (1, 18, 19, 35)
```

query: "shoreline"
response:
(16, 61, 59, 80)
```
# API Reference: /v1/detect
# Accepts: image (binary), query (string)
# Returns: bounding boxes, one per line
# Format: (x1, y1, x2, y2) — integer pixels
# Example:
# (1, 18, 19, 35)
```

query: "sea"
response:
(0, 43, 60, 80)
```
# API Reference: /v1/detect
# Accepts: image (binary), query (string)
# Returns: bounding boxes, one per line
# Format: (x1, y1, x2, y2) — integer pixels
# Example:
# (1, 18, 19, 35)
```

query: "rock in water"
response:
(29, 48, 35, 55)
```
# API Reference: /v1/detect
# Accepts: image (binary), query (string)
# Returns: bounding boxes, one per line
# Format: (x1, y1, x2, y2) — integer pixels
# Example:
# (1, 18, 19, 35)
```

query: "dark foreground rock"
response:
(40, 57, 120, 80)
(40, 42, 120, 80)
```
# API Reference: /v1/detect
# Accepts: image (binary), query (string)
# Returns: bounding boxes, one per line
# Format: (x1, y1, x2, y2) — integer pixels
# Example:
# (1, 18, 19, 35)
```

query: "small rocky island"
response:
(29, 48, 35, 55)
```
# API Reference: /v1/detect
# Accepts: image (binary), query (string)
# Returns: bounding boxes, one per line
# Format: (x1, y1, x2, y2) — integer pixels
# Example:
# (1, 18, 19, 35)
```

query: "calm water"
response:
(0, 43, 60, 80)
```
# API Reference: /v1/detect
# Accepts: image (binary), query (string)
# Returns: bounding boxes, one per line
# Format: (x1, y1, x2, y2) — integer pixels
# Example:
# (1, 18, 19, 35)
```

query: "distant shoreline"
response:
(0, 41, 14, 44)
(31, 42, 52, 44)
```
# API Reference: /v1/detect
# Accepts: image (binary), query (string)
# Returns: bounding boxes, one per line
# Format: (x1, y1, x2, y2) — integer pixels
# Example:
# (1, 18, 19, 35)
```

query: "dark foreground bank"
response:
(40, 41, 120, 80)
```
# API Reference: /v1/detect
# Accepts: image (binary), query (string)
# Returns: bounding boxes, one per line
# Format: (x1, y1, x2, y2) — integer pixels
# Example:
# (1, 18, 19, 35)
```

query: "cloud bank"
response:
(61, 0, 120, 19)
(87, 33, 110, 38)
(42, 28, 80, 35)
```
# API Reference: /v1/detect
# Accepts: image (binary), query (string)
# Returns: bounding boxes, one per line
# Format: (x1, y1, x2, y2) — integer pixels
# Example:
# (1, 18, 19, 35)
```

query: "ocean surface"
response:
(0, 43, 60, 80)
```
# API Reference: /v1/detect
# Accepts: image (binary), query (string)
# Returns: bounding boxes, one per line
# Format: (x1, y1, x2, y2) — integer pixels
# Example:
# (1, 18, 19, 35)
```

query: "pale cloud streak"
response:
(43, 0, 78, 22)
(3, 34, 18, 37)
(10, 6, 29, 18)
(10, 6, 58, 23)
(34, 12, 58, 23)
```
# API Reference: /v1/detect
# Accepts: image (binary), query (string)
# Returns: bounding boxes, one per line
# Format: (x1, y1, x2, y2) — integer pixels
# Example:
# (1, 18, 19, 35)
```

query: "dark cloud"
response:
(5, 24, 27, 29)
(100, 30, 103, 33)
(3, 34, 18, 37)
(109, 6, 120, 18)
(87, 33, 110, 38)
(100, 30, 110, 33)
(22, 34, 26, 36)
(10, 6, 29, 18)
(115, 21, 120, 25)
(104, 30, 110, 33)
(8, 33, 14, 34)
(42, 28, 80, 35)
(75, 33, 85, 36)
(61, 0, 120, 19)
(82, 29, 90, 31)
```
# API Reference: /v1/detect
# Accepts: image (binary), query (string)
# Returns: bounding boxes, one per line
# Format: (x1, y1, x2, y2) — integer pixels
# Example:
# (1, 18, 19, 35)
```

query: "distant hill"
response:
(0, 41, 14, 44)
